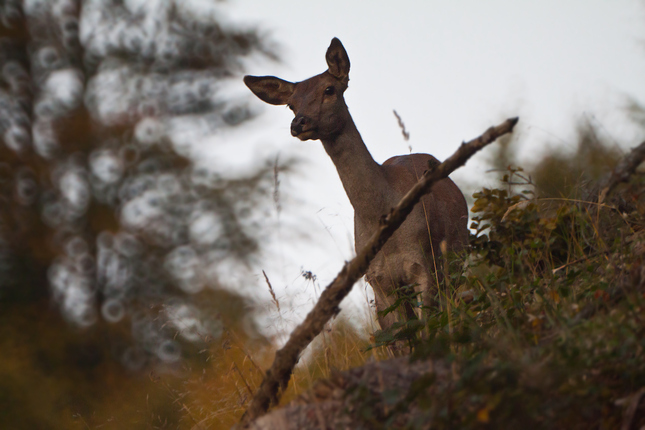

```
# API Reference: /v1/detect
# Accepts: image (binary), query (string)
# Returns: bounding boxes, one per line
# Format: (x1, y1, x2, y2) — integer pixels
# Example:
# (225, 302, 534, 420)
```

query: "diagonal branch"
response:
(599, 139, 645, 203)
(239, 117, 520, 427)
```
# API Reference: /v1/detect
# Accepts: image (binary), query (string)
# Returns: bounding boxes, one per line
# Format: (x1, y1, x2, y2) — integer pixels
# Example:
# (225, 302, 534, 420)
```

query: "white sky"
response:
(199, 0, 645, 338)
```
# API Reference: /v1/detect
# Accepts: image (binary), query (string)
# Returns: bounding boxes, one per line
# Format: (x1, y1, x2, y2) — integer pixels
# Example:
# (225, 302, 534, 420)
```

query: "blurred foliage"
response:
(531, 121, 623, 199)
(0, 0, 290, 428)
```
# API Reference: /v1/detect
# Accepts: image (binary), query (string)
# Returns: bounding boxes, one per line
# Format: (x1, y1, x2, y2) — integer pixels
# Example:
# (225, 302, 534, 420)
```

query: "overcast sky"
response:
(198, 0, 645, 335)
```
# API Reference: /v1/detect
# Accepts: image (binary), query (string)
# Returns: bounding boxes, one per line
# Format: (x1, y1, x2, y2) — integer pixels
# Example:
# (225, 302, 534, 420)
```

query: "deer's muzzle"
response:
(291, 115, 312, 137)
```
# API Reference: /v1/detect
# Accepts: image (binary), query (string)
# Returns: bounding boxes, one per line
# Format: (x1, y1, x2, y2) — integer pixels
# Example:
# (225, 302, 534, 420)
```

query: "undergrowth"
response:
(358, 166, 645, 429)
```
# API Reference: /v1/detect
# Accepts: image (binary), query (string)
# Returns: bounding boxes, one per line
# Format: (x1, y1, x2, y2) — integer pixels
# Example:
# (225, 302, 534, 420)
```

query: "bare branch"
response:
(599, 139, 645, 203)
(239, 117, 520, 427)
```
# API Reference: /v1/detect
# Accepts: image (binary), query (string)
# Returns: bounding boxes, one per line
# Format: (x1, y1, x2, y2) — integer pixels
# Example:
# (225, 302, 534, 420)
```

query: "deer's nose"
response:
(291, 115, 310, 136)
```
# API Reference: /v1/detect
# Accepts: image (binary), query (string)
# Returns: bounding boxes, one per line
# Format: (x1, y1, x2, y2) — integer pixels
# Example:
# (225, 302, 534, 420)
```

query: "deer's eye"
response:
(324, 86, 335, 96)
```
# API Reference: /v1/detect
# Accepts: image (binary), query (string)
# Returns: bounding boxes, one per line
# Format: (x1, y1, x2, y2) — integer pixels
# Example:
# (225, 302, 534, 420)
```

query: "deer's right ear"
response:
(244, 75, 295, 106)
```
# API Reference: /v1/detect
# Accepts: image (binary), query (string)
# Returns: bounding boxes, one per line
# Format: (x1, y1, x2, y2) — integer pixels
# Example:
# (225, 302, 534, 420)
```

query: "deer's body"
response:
(245, 38, 469, 331)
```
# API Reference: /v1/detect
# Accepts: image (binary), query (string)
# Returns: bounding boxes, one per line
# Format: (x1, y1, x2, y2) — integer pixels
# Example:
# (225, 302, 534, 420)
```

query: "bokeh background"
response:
(1, 0, 644, 428)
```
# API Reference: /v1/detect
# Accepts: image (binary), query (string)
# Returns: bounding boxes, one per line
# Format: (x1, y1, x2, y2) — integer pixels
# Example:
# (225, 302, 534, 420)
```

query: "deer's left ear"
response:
(326, 38, 350, 84)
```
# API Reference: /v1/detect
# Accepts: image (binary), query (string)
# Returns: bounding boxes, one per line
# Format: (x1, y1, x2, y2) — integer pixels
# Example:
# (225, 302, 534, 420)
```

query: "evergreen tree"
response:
(0, 0, 281, 368)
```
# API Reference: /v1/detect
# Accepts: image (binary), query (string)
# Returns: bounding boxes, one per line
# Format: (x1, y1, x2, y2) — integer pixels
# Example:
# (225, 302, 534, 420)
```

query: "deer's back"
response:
(357, 153, 469, 254)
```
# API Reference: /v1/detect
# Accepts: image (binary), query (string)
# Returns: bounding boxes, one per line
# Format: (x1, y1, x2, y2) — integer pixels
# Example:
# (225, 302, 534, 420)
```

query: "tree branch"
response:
(599, 139, 645, 203)
(238, 117, 520, 427)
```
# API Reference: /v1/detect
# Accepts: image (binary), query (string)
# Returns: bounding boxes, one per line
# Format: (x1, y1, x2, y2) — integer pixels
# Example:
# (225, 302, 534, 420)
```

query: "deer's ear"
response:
(326, 38, 350, 83)
(244, 75, 295, 105)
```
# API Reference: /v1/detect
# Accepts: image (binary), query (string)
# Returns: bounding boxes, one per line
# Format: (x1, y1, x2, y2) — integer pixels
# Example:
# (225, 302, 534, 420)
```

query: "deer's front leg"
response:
(403, 261, 446, 321)
(367, 274, 399, 332)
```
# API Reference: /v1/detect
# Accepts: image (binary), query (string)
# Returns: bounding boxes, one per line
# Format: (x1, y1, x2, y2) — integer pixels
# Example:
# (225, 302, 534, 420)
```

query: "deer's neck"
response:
(321, 117, 389, 221)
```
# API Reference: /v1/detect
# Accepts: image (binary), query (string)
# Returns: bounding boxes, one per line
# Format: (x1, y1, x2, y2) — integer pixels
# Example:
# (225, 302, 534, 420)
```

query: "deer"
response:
(244, 38, 469, 336)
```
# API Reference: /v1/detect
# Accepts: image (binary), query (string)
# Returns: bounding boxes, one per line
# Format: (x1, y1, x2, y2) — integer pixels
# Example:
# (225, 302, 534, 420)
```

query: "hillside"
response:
(248, 139, 645, 429)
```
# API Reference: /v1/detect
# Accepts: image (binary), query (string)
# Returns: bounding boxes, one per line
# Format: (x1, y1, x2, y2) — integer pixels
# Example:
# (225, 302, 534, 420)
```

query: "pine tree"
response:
(0, 0, 282, 368)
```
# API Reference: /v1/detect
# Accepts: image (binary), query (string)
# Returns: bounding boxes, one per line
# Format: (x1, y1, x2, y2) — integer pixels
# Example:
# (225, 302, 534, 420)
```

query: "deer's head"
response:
(244, 38, 351, 142)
